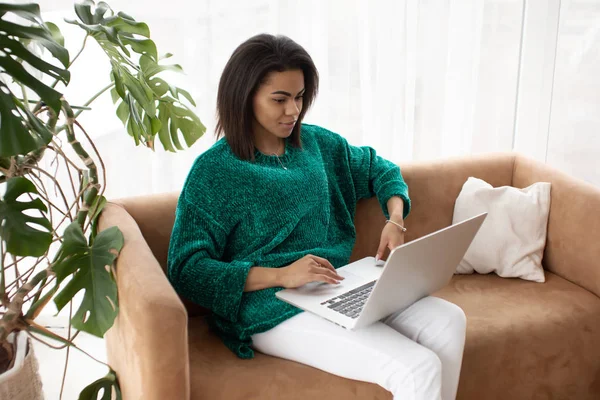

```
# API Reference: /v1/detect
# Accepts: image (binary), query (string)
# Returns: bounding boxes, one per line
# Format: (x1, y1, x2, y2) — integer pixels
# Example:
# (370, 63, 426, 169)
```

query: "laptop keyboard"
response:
(320, 280, 376, 319)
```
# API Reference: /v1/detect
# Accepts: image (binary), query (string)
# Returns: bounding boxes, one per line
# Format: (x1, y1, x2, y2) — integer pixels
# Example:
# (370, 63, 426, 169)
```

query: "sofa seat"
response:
(187, 317, 391, 400)
(436, 272, 600, 399)
(185, 272, 600, 400)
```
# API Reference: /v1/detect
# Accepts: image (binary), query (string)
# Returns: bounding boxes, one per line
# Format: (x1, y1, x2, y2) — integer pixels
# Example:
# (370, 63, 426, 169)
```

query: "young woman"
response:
(168, 34, 466, 400)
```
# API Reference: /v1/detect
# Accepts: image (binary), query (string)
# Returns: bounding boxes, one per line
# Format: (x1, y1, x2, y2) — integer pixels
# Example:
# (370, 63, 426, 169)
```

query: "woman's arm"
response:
(347, 145, 411, 219)
(376, 196, 407, 261)
(168, 197, 253, 322)
(244, 255, 344, 292)
(244, 267, 280, 292)
(387, 196, 405, 224)
(326, 126, 410, 219)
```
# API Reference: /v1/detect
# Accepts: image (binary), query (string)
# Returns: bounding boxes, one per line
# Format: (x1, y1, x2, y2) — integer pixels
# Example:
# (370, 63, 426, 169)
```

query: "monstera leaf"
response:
(0, 3, 70, 156)
(53, 222, 124, 337)
(112, 54, 206, 151)
(68, 0, 157, 60)
(67, 0, 205, 151)
(0, 83, 54, 157)
(78, 369, 122, 400)
(0, 177, 52, 257)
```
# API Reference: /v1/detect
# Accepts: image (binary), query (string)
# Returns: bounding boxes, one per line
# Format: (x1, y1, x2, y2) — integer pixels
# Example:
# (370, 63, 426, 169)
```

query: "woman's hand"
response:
(376, 220, 405, 262)
(278, 254, 344, 288)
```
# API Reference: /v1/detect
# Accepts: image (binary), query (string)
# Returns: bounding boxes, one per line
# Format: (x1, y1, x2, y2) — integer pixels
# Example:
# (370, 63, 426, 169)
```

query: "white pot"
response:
(0, 331, 44, 400)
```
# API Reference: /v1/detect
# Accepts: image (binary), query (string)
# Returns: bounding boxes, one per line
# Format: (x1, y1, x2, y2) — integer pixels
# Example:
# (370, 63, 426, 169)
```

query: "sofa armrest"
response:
(513, 155, 600, 298)
(98, 202, 190, 400)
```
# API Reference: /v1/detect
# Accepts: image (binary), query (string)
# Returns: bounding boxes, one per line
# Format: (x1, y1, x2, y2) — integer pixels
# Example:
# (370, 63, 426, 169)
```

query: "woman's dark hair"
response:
(215, 34, 319, 160)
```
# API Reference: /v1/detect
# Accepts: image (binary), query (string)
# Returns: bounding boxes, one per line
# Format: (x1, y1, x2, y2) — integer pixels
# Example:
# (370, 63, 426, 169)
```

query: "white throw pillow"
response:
(452, 177, 551, 283)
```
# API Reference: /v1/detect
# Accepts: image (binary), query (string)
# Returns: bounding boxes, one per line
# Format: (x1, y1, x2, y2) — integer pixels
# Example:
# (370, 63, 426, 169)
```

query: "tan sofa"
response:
(98, 152, 600, 400)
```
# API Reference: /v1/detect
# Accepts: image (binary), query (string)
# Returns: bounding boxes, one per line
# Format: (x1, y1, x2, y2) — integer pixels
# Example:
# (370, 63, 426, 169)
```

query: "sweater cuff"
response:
(377, 180, 411, 220)
(212, 260, 253, 322)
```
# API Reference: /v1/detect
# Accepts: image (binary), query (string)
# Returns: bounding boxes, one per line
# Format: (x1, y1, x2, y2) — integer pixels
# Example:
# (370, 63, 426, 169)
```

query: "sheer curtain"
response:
(545, 0, 600, 186)
(30, 0, 595, 200)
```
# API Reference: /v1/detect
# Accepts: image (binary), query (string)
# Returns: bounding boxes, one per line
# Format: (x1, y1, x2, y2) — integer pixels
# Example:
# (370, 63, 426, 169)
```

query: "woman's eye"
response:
(273, 99, 285, 103)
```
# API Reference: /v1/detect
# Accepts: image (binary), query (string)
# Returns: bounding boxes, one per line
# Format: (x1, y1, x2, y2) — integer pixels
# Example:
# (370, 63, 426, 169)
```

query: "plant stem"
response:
(1, 256, 25, 272)
(59, 301, 74, 400)
(62, 101, 100, 228)
(20, 83, 29, 109)
(27, 322, 109, 367)
(50, 35, 89, 90)
(22, 100, 92, 111)
(46, 143, 80, 211)
(35, 34, 88, 111)
(24, 285, 57, 320)
(47, 143, 84, 174)
(0, 241, 5, 307)
(73, 120, 107, 232)
(27, 166, 72, 222)
(4, 255, 46, 293)
(28, 174, 68, 220)
(69, 34, 89, 69)
(0, 267, 54, 343)
(22, 269, 56, 305)
(74, 82, 115, 119)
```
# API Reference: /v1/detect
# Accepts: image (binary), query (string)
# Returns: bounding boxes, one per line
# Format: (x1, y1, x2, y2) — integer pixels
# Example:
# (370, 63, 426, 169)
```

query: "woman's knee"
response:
(441, 299, 467, 335)
(418, 348, 443, 380)
(388, 347, 443, 399)
(422, 297, 467, 333)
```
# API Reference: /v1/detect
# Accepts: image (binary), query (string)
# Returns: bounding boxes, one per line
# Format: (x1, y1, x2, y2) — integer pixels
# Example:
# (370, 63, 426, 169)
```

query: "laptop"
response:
(276, 212, 487, 330)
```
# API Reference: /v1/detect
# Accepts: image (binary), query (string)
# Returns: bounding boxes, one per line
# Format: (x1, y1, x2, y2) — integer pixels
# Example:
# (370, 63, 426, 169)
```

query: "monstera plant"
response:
(0, 1, 204, 398)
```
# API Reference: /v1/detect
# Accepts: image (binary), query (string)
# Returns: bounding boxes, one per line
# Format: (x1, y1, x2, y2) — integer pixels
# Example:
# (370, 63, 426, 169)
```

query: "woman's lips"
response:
(280, 121, 296, 128)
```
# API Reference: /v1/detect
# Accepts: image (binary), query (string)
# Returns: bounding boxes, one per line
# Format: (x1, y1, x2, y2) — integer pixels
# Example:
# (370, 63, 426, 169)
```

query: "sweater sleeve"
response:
(167, 195, 252, 322)
(343, 138, 411, 219)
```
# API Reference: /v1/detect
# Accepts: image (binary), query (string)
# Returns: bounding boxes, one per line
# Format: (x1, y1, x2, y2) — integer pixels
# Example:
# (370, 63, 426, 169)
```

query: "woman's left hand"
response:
(376, 221, 405, 262)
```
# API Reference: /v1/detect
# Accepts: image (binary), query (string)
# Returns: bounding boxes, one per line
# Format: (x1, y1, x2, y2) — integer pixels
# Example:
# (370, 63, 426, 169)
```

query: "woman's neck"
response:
(254, 132, 285, 156)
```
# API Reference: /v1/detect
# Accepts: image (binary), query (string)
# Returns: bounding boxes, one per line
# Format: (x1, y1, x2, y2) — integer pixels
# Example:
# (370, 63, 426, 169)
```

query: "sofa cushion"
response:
(435, 272, 600, 400)
(452, 177, 550, 282)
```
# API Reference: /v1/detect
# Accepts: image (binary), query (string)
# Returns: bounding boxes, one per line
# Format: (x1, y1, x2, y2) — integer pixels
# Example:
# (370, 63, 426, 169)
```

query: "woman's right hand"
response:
(278, 254, 345, 288)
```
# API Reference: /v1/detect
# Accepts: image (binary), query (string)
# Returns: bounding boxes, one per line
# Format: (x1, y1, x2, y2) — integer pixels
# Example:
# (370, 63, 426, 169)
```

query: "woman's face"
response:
(252, 69, 304, 143)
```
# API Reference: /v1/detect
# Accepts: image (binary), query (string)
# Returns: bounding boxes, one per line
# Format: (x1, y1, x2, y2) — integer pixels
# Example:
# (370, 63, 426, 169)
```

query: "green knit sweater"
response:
(167, 124, 410, 358)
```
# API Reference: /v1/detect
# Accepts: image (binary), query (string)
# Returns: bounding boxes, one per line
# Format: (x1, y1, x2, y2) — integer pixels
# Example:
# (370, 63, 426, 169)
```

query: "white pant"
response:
(252, 296, 466, 400)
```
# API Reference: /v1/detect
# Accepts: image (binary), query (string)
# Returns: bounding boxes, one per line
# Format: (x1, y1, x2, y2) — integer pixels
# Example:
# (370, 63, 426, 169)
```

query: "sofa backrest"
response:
(513, 155, 600, 298)
(351, 153, 515, 262)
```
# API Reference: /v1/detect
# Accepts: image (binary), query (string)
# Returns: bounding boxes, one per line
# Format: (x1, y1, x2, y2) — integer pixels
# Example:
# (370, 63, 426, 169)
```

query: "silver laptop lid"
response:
(353, 212, 487, 329)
